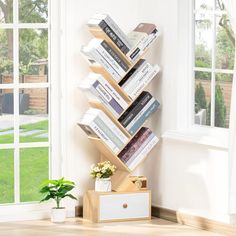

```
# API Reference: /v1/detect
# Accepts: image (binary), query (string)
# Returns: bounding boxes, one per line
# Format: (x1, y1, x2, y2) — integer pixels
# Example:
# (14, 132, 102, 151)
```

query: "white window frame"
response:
(163, 0, 230, 149)
(0, 0, 63, 221)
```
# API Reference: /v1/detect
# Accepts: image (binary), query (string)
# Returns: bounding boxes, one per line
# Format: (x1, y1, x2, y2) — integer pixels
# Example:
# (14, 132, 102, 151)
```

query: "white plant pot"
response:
(51, 208, 66, 223)
(95, 177, 111, 192)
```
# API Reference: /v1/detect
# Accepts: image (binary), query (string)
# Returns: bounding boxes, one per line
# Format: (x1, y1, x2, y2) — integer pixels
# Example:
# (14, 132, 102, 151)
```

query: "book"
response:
(128, 64, 160, 99)
(127, 23, 160, 62)
(78, 114, 120, 154)
(88, 18, 131, 55)
(81, 45, 121, 81)
(118, 91, 152, 127)
(118, 127, 151, 162)
(126, 97, 156, 130)
(128, 100, 160, 135)
(79, 73, 128, 117)
(86, 108, 128, 143)
(87, 14, 132, 53)
(88, 38, 129, 77)
(128, 135, 159, 170)
(126, 133, 155, 166)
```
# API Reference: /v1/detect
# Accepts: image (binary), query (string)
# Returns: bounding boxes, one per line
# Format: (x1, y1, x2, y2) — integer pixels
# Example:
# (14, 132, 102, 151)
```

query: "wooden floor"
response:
(0, 217, 226, 236)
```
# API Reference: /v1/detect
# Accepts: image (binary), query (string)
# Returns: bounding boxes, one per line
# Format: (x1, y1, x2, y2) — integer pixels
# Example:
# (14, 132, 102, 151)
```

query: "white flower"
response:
(97, 173, 102, 178)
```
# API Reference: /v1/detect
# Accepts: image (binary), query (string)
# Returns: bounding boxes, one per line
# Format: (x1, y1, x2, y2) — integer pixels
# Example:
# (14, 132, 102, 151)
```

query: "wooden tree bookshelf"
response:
(79, 15, 160, 222)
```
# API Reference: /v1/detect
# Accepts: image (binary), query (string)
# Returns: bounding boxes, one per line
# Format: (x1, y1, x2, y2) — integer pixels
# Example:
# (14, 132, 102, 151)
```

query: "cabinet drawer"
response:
(99, 192, 150, 221)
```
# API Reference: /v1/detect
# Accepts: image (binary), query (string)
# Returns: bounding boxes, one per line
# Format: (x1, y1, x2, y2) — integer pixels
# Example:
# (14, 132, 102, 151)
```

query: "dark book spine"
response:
(119, 92, 152, 127)
(101, 41, 129, 72)
(118, 128, 152, 163)
(129, 48, 141, 60)
(99, 20, 130, 54)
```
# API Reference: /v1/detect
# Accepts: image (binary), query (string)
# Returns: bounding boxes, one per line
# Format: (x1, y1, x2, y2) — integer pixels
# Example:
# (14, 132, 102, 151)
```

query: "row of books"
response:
(118, 127, 159, 170)
(78, 108, 129, 154)
(119, 59, 160, 100)
(79, 73, 128, 118)
(118, 91, 160, 135)
(87, 13, 160, 62)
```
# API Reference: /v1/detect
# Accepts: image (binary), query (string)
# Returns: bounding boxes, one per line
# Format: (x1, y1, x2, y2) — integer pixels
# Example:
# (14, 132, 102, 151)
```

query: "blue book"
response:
(128, 100, 160, 135)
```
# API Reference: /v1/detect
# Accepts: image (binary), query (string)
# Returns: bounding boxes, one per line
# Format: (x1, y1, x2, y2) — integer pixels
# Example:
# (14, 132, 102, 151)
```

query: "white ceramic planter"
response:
(51, 208, 66, 223)
(95, 177, 111, 192)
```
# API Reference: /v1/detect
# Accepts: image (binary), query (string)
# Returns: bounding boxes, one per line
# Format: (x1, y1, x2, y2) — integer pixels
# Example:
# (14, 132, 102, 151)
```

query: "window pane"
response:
(19, 0, 48, 23)
(215, 73, 233, 128)
(19, 29, 48, 83)
(0, 29, 13, 84)
(195, 71, 211, 126)
(0, 149, 14, 204)
(0, 0, 13, 23)
(19, 88, 48, 143)
(20, 147, 48, 202)
(0, 89, 14, 144)
(195, 14, 213, 68)
(216, 14, 235, 70)
(195, 0, 214, 10)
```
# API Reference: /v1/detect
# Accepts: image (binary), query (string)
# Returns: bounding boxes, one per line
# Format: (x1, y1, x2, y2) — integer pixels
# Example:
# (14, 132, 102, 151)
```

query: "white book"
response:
(129, 65, 160, 99)
(78, 114, 120, 154)
(88, 39, 127, 77)
(126, 97, 156, 130)
(86, 108, 129, 144)
(128, 136, 159, 170)
(87, 73, 128, 110)
(81, 45, 121, 81)
(123, 63, 152, 93)
(89, 13, 132, 49)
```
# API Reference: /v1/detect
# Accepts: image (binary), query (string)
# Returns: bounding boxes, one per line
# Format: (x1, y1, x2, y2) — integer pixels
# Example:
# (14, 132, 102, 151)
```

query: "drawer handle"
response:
(123, 203, 128, 209)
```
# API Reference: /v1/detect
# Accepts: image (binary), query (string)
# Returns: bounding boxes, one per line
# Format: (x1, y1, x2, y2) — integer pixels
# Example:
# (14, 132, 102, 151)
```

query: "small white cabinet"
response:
(83, 190, 151, 222)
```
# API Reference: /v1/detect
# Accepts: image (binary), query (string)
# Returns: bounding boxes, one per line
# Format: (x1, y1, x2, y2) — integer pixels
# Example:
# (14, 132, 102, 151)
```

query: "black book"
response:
(118, 91, 152, 127)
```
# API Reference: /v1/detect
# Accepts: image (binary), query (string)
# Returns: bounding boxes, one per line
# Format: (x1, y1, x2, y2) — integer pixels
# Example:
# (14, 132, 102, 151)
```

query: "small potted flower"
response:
(39, 177, 77, 223)
(90, 160, 116, 192)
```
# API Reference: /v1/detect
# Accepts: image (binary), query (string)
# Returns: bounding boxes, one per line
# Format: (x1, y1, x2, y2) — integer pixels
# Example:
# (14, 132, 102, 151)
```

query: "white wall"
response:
(62, 0, 230, 223)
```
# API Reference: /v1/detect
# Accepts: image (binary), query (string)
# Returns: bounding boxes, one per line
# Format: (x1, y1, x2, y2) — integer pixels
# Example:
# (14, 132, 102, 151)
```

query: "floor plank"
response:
(0, 217, 225, 236)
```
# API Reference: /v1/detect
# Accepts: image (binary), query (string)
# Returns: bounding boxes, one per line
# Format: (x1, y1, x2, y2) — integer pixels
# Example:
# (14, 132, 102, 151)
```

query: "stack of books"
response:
(127, 23, 160, 62)
(118, 91, 160, 135)
(81, 38, 130, 82)
(118, 127, 159, 170)
(119, 59, 160, 100)
(79, 73, 128, 118)
(86, 14, 160, 63)
(87, 13, 132, 56)
(78, 108, 129, 154)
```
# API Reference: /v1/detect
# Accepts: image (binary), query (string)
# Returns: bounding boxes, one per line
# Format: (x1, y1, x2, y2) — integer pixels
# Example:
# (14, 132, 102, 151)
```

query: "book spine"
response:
(101, 41, 129, 72)
(119, 128, 151, 163)
(94, 116, 124, 150)
(126, 97, 156, 130)
(126, 133, 155, 166)
(89, 47, 121, 81)
(96, 44, 125, 78)
(128, 135, 159, 170)
(129, 65, 160, 99)
(89, 121, 120, 154)
(128, 100, 160, 135)
(123, 63, 152, 93)
(98, 20, 130, 54)
(119, 92, 152, 127)
(92, 81, 123, 116)
(96, 75, 128, 110)
(141, 29, 160, 52)
(103, 15, 132, 49)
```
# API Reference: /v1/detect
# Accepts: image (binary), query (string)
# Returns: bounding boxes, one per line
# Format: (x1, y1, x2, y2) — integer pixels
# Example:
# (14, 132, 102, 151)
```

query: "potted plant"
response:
(90, 160, 116, 192)
(39, 177, 77, 223)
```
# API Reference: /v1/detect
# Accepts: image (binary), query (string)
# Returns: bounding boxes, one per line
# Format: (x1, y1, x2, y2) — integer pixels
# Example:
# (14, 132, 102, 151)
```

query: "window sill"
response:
(162, 126, 229, 150)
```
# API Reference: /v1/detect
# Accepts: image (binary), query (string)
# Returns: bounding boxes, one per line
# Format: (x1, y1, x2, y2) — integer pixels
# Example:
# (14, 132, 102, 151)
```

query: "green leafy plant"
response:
(90, 161, 116, 179)
(195, 83, 207, 113)
(39, 177, 77, 209)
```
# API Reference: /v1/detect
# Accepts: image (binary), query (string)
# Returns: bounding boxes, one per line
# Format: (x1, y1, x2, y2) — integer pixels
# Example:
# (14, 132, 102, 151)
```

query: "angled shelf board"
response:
(78, 13, 161, 222)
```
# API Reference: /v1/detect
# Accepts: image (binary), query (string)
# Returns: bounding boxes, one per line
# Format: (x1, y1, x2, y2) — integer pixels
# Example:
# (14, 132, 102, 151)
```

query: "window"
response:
(0, 0, 50, 204)
(194, 0, 235, 128)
